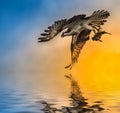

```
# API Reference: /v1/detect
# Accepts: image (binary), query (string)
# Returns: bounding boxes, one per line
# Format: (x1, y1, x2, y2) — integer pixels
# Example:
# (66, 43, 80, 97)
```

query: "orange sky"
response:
(71, 16, 120, 91)
(18, 8, 120, 93)
(2, 1, 120, 95)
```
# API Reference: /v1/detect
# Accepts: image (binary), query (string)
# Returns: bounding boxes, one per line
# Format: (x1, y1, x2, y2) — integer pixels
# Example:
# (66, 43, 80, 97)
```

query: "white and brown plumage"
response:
(38, 10, 110, 69)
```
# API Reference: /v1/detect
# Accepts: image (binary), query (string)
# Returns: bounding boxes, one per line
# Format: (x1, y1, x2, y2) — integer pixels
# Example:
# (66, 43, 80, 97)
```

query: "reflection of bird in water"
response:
(38, 10, 110, 69)
(90, 104, 105, 111)
(61, 106, 94, 113)
(40, 101, 60, 113)
(65, 74, 88, 107)
(92, 30, 111, 42)
(40, 75, 105, 113)
(65, 74, 105, 113)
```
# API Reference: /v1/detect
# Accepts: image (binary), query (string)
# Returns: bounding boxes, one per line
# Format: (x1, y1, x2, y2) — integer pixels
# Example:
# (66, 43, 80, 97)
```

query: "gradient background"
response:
(0, 0, 120, 95)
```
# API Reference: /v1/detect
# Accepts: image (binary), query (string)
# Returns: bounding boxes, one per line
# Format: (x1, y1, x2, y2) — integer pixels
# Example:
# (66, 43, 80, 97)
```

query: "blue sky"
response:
(0, 0, 119, 75)
(0, 0, 42, 54)
(0, 0, 114, 55)
(0, 0, 92, 73)
(0, 0, 78, 55)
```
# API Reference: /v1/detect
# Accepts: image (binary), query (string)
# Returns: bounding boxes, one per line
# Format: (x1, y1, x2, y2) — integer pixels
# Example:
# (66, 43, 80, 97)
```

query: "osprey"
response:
(38, 10, 110, 69)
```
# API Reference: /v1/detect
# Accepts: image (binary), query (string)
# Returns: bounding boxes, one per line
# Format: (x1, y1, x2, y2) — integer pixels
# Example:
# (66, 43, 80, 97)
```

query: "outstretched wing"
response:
(38, 14, 87, 42)
(38, 19, 67, 42)
(65, 30, 91, 69)
(86, 10, 110, 28)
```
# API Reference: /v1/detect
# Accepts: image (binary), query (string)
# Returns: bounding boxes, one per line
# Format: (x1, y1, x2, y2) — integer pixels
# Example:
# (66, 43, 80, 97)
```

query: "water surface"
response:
(1, 74, 120, 113)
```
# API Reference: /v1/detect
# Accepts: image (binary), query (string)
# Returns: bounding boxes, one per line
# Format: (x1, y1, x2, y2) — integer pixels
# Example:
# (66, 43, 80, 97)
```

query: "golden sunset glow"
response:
(63, 8, 120, 92)
(3, 3, 120, 94)
(72, 33, 120, 91)
(2, 1, 120, 113)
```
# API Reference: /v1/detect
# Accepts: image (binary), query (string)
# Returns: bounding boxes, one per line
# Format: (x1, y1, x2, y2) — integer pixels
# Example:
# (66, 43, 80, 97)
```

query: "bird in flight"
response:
(38, 10, 110, 69)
